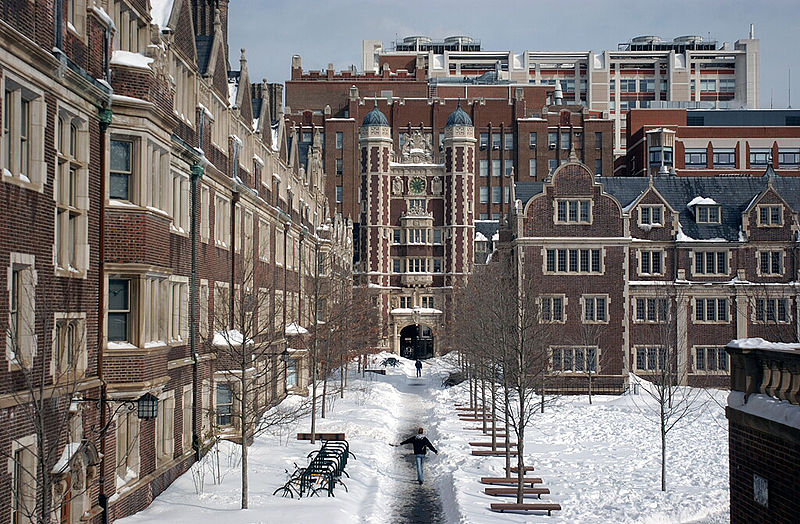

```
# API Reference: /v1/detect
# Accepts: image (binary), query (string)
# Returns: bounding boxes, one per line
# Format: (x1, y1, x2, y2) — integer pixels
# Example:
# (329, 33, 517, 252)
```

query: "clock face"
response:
(409, 176, 425, 194)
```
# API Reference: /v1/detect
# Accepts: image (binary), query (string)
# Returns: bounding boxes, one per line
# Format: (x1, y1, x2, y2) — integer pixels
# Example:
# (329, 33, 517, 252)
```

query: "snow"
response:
(727, 337, 800, 352)
(90, 6, 115, 31)
(198, 103, 214, 120)
(107, 341, 137, 350)
(687, 196, 718, 208)
(728, 391, 800, 431)
(212, 330, 251, 348)
(491, 232, 499, 241)
(228, 82, 238, 108)
(119, 353, 730, 524)
(52, 442, 82, 474)
(112, 94, 150, 105)
(474, 231, 488, 242)
(675, 223, 726, 243)
(149, 0, 175, 30)
(285, 322, 308, 335)
(110, 50, 153, 70)
(253, 154, 264, 166)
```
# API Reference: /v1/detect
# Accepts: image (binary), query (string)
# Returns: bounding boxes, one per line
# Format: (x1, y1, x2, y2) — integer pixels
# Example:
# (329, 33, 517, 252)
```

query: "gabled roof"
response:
(516, 173, 800, 242)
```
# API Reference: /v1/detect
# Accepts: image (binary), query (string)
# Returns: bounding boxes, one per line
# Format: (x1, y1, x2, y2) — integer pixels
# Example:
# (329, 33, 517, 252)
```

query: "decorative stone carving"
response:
(400, 129, 433, 163)
(431, 176, 442, 195)
(392, 176, 404, 195)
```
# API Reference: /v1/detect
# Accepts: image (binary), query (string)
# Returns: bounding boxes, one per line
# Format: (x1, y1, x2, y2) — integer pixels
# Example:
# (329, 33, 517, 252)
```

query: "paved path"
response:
(384, 373, 446, 523)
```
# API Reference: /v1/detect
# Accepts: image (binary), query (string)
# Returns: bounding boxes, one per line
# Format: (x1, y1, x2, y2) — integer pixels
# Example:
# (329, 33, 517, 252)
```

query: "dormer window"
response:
(696, 205, 720, 224)
(757, 205, 782, 227)
(639, 205, 664, 227)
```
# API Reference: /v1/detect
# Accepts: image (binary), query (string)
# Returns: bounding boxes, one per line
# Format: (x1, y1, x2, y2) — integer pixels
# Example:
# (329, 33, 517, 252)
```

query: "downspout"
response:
(54, 0, 64, 50)
(97, 106, 112, 524)
(189, 163, 203, 461)
(230, 191, 239, 329)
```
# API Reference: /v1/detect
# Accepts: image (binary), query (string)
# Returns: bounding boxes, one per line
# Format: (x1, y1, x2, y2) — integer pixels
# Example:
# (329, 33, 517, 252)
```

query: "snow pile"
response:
(727, 337, 800, 352)
(728, 391, 800, 431)
(149, 0, 175, 30)
(212, 330, 251, 347)
(285, 322, 308, 335)
(687, 196, 717, 208)
(110, 50, 153, 70)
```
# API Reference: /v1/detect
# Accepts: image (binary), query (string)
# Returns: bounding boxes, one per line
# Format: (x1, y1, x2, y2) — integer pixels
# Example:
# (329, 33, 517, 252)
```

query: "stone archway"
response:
(399, 324, 434, 360)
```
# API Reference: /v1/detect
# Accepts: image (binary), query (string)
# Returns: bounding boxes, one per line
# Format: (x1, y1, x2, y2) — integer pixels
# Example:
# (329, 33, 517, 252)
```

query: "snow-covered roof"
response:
(727, 337, 800, 352)
(285, 323, 308, 335)
(149, 0, 175, 30)
(212, 330, 252, 347)
(686, 196, 717, 208)
(110, 50, 153, 70)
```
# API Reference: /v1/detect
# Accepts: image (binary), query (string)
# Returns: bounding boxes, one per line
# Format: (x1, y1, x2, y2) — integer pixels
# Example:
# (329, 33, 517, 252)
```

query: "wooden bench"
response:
(472, 450, 518, 456)
(297, 432, 346, 441)
(509, 466, 535, 473)
(480, 477, 542, 486)
(484, 487, 550, 499)
(364, 369, 386, 375)
(469, 441, 517, 447)
(455, 407, 486, 411)
(490, 503, 561, 515)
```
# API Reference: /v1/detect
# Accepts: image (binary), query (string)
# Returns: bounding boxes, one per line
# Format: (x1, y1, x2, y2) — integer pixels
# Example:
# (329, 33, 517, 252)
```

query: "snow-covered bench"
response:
(490, 503, 561, 515)
(484, 487, 550, 499)
(297, 432, 346, 441)
(480, 476, 541, 486)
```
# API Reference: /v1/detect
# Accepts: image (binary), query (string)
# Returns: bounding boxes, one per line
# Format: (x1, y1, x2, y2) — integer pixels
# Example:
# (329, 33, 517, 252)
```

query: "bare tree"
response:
(205, 250, 310, 509)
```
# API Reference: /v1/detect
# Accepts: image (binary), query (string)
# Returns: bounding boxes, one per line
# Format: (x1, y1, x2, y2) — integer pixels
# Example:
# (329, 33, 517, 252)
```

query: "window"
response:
(548, 158, 558, 173)
(55, 113, 88, 274)
(171, 171, 190, 232)
(504, 133, 514, 150)
(551, 346, 598, 372)
(433, 229, 442, 244)
(540, 295, 565, 323)
(548, 131, 557, 149)
(421, 296, 435, 308)
(399, 296, 412, 308)
(11, 437, 37, 524)
(595, 158, 602, 175)
(287, 359, 298, 387)
(407, 258, 427, 272)
(406, 228, 428, 244)
(777, 148, 800, 168)
(504, 162, 513, 177)
(685, 148, 707, 169)
(109, 139, 133, 200)
(491, 133, 501, 149)
(156, 392, 175, 465)
(216, 383, 233, 426)
(200, 186, 210, 242)
(199, 280, 209, 336)
(479, 186, 488, 203)
(529, 158, 537, 177)
(749, 148, 771, 167)
(433, 258, 442, 272)
(116, 407, 140, 488)
(635, 297, 669, 323)
(639, 205, 664, 227)
(2, 79, 45, 187)
(170, 278, 188, 342)
(649, 147, 673, 167)
(582, 295, 608, 323)
(694, 346, 729, 373)
(108, 279, 130, 342)
(555, 199, 592, 224)
(258, 219, 270, 262)
(639, 250, 664, 275)
(700, 79, 717, 92)
(620, 79, 637, 92)
(595, 132, 602, 149)
(545, 248, 603, 274)
(719, 79, 735, 92)
(491, 186, 501, 203)
(758, 205, 783, 227)
(695, 205, 721, 224)
(479, 159, 488, 177)
(335, 131, 343, 149)
(695, 298, 729, 323)
(335, 185, 343, 203)
(479, 133, 488, 149)
(182, 387, 193, 452)
(755, 298, 790, 323)
(713, 149, 736, 168)
(492, 159, 501, 177)
(54, 315, 86, 379)
(694, 251, 728, 275)
(560, 131, 571, 150)
(759, 250, 783, 276)
(214, 196, 230, 247)
(393, 258, 402, 273)
(639, 79, 655, 92)
(635, 346, 667, 371)
(7, 256, 35, 368)
(335, 158, 343, 175)
(660, 79, 668, 93)
(529, 132, 537, 148)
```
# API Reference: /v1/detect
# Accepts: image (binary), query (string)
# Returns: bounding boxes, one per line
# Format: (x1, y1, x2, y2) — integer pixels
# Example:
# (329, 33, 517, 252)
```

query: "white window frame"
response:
(633, 345, 668, 372)
(540, 295, 566, 324)
(115, 406, 140, 490)
(581, 295, 609, 324)
(638, 204, 664, 227)
(51, 312, 87, 381)
(543, 247, 604, 275)
(2, 75, 46, 191)
(554, 198, 592, 225)
(638, 249, 665, 276)
(757, 249, 784, 277)
(633, 297, 670, 324)
(258, 218, 270, 262)
(693, 297, 730, 324)
(757, 204, 783, 227)
(692, 346, 729, 374)
(182, 385, 193, 453)
(9, 434, 37, 523)
(753, 297, 791, 324)
(214, 194, 230, 248)
(550, 346, 599, 373)
(200, 185, 210, 242)
(7, 253, 37, 370)
(695, 205, 721, 224)
(156, 390, 175, 466)
(692, 250, 729, 276)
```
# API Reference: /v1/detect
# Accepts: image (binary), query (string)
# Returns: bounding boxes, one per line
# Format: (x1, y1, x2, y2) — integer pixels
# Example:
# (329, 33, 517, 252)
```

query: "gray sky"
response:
(229, 0, 799, 109)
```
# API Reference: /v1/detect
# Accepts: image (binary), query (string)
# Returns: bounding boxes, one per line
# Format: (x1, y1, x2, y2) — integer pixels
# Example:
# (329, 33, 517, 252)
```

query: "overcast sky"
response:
(228, 0, 798, 109)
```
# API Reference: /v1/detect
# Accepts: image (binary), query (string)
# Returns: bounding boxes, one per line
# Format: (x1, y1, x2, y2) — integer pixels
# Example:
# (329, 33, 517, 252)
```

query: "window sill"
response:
(693, 321, 731, 325)
(54, 266, 88, 279)
(170, 224, 189, 238)
(2, 170, 44, 193)
(756, 224, 783, 228)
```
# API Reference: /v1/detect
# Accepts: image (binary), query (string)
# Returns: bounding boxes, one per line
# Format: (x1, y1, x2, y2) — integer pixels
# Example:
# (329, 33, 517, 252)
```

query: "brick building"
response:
(625, 108, 800, 177)
(362, 31, 760, 154)
(726, 340, 800, 523)
(493, 161, 800, 391)
(1, 0, 352, 522)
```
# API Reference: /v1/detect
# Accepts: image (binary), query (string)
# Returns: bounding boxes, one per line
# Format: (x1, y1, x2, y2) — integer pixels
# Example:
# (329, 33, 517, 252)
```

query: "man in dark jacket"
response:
(400, 427, 438, 484)
(415, 359, 423, 377)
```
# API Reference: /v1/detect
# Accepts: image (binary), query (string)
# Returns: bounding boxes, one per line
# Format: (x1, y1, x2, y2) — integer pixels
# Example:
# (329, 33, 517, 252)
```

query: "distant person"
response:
(415, 359, 423, 377)
(399, 427, 438, 484)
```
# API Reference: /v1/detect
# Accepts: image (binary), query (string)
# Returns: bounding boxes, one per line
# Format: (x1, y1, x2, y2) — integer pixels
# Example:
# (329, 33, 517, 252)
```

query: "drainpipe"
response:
(97, 106, 112, 524)
(54, 0, 63, 50)
(230, 191, 239, 329)
(190, 163, 204, 461)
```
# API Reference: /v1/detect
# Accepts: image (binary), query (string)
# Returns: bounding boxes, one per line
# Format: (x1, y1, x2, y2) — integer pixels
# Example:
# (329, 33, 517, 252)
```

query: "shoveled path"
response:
(385, 371, 446, 523)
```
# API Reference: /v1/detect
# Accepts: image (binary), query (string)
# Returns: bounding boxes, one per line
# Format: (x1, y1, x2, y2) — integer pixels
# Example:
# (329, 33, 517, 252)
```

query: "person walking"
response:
(399, 427, 438, 484)
(415, 359, 423, 377)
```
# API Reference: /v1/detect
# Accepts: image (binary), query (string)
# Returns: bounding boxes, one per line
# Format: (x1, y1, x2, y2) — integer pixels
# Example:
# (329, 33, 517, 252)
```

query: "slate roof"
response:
(475, 220, 499, 241)
(196, 36, 214, 74)
(446, 104, 473, 127)
(362, 106, 389, 127)
(516, 172, 800, 242)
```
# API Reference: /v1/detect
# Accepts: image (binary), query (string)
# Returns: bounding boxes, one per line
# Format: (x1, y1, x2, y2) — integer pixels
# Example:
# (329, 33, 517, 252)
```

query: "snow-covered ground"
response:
(119, 353, 729, 523)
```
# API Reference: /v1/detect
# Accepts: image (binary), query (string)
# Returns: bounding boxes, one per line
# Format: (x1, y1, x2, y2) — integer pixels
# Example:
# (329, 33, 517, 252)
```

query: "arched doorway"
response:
(400, 324, 434, 360)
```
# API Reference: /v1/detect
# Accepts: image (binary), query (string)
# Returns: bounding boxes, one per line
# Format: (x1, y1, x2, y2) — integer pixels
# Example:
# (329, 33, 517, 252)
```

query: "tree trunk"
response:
(661, 403, 667, 492)
(321, 374, 328, 418)
(481, 373, 487, 432)
(241, 376, 249, 509)
(516, 387, 526, 504)
(588, 372, 593, 405)
(504, 386, 511, 476)
(310, 368, 318, 445)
